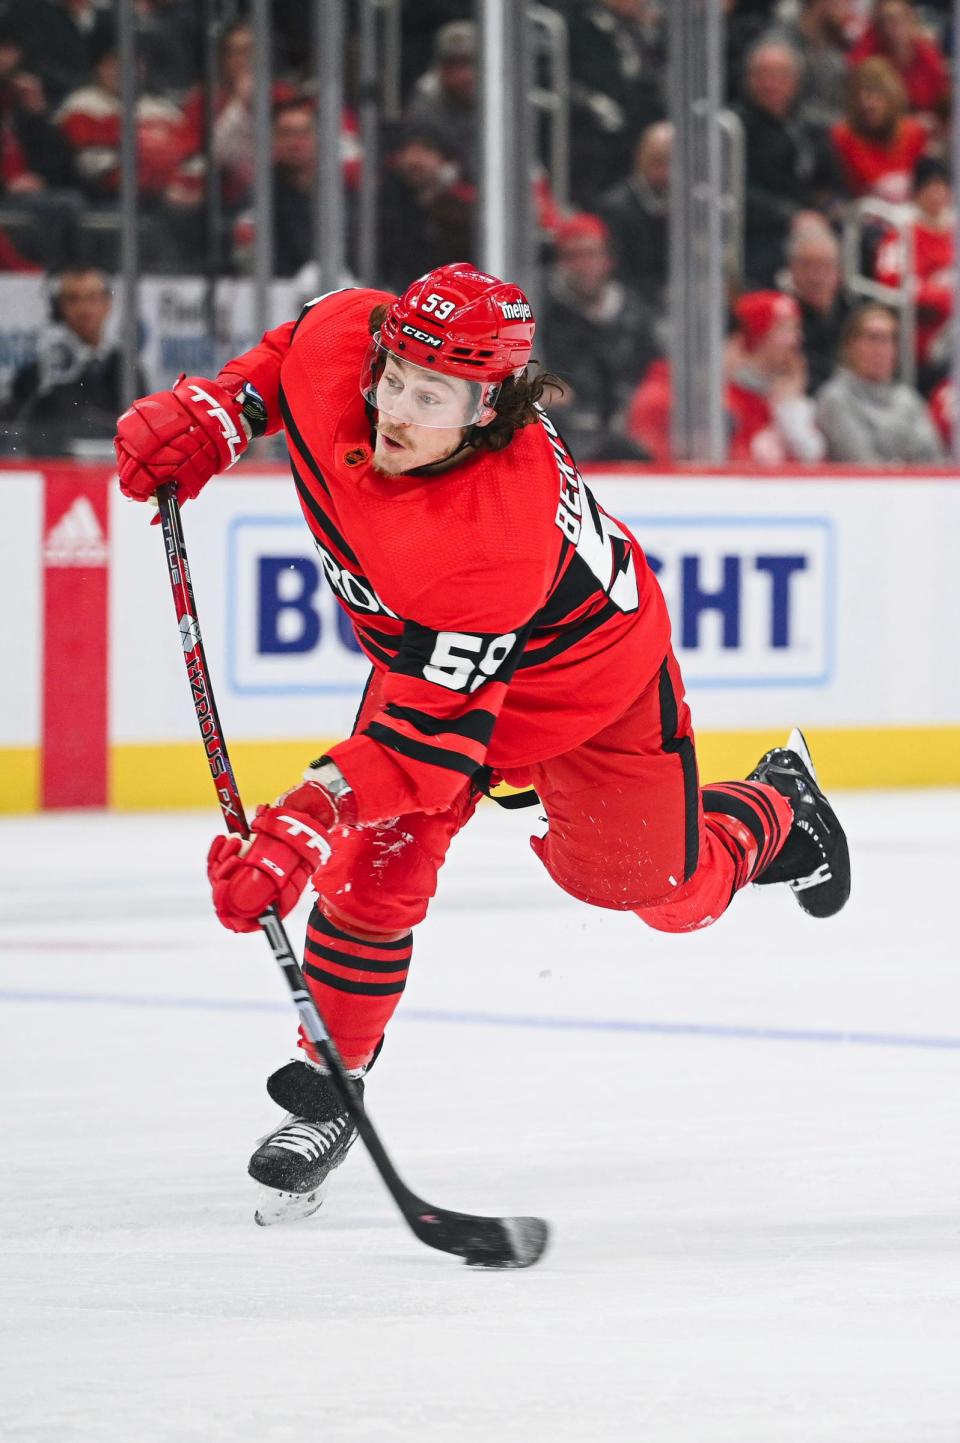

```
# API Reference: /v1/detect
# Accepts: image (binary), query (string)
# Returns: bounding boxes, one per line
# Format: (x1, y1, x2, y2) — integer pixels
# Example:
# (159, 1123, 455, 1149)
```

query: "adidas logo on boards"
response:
(43, 497, 108, 567)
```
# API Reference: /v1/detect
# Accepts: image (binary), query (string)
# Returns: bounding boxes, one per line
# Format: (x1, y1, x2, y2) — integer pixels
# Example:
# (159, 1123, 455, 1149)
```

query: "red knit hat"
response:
(734, 291, 800, 350)
(555, 213, 610, 249)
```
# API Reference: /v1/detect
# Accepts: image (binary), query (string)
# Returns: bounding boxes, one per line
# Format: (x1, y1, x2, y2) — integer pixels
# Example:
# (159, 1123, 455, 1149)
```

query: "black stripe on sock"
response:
(382, 703, 497, 745)
(702, 785, 767, 867)
(711, 823, 750, 889)
(658, 659, 700, 882)
(303, 961, 408, 997)
(364, 722, 480, 778)
(304, 940, 411, 975)
(722, 780, 785, 872)
(309, 910, 412, 951)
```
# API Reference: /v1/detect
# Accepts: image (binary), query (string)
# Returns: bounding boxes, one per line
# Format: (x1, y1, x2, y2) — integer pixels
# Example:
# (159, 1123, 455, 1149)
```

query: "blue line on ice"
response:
(1, 987, 959, 1052)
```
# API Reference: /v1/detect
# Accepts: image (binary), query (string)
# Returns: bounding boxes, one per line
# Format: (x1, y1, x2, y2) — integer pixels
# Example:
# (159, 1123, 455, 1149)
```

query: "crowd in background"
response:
(0, 0, 955, 463)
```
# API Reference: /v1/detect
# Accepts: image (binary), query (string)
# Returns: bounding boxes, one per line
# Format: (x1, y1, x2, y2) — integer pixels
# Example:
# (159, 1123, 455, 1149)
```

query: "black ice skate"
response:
(248, 1060, 361, 1226)
(749, 728, 850, 919)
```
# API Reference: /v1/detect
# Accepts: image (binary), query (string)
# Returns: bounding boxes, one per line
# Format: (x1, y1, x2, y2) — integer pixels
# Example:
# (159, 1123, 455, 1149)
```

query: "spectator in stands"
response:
(233, 94, 364, 280)
(816, 301, 944, 460)
(0, 18, 75, 193)
(4, 266, 145, 451)
(233, 98, 316, 279)
(626, 292, 825, 463)
(270, 98, 317, 278)
(376, 123, 473, 295)
(566, 0, 664, 208)
(724, 0, 774, 103)
(873, 155, 953, 382)
(928, 373, 952, 451)
(136, 0, 203, 98)
(5, 0, 114, 108)
(538, 212, 658, 461)
(778, 0, 855, 125)
(597, 120, 672, 315)
(725, 290, 825, 462)
(405, 21, 478, 185)
(831, 57, 928, 200)
(780, 214, 851, 392)
(183, 20, 296, 211)
(0, 224, 40, 269)
(55, 34, 192, 204)
(735, 38, 839, 287)
(849, 0, 949, 118)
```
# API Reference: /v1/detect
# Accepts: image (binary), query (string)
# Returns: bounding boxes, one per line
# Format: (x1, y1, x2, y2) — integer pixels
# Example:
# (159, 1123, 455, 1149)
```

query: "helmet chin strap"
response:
(408, 428, 479, 476)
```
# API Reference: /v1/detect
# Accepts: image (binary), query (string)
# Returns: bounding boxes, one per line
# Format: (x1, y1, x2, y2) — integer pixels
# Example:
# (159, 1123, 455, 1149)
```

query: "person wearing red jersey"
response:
(831, 57, 928, 203)
(848, 0, 949, 119)
(873, 156, 953, 374)
(627, 292, 824, 464)
(114, 265, 850, 1221)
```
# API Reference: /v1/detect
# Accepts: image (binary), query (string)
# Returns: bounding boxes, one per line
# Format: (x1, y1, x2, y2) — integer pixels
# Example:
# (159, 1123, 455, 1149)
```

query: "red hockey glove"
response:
(207, 804, 333, 934)
(115, 375, 249, 505)
(276, 765, 358, 830)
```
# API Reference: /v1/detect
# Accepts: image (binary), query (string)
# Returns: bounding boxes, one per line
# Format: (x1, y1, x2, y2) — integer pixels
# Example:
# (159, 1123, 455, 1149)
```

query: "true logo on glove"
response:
(276, 814, 332, 863)
(187, 384, 244, 467)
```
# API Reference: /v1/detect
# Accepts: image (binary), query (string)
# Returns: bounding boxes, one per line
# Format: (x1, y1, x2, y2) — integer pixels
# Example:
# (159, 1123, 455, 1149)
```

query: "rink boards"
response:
(3, 462, 959, 810)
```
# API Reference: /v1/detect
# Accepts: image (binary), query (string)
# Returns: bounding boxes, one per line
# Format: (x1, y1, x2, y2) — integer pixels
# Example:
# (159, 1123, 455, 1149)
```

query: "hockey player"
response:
(114, 264, 850, 1222)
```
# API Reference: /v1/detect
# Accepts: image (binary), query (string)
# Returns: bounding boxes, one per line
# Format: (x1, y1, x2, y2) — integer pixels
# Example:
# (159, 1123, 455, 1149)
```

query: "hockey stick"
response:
(155, 484, 548, 1269)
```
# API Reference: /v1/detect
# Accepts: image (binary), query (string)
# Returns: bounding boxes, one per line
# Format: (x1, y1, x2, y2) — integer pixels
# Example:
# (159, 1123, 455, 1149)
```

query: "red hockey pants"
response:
(302, 651, 793, 1067)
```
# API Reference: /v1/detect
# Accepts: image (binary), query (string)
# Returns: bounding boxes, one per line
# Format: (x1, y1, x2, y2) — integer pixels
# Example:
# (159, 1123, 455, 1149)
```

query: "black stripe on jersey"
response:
(350, 667, 377, 734)
(387, 620, 527, 687)
(352, 625, 396, 666)
(311, 914, 412, 950)
(515, 600, 618, 670)
(279, 384, 332, 497)
(303, 961, 407, 997)
(354, 622, 400, 654)
(289, 457, 360, 565)
(658, 659, 700, 882)
(364, 722, 480, 777)
(533, 549, 602, 630)
(304, 940, 411, 974)
(383, 702, 497, 745)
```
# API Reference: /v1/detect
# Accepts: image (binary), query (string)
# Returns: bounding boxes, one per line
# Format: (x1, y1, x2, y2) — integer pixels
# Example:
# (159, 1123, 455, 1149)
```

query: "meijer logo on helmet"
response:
(498, 300, 532, 321)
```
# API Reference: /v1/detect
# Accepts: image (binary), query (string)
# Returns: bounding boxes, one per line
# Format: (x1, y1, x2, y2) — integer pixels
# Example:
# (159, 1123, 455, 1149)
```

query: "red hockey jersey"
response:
(874, 219, 953, 365)
(218, 288, 670, 824)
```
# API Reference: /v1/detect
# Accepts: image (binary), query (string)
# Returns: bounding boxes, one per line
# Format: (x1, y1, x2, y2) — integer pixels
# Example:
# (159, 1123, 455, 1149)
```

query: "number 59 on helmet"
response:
(360, 262, 536, 429)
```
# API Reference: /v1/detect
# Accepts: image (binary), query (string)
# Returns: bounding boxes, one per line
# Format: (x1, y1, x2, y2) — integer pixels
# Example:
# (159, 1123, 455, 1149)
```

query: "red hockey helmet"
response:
(360, 263, 536, 428)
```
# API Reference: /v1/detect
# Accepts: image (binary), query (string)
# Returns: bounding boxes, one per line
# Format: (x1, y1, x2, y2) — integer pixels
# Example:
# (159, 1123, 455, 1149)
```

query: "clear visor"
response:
(360, 335, 500, 429)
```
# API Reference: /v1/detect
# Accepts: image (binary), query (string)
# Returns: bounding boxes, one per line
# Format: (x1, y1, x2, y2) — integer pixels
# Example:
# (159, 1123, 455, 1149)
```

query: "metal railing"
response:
(528, 4, 571, 213)
(717, 108, 745, 287)
(842, 197, 917, 387)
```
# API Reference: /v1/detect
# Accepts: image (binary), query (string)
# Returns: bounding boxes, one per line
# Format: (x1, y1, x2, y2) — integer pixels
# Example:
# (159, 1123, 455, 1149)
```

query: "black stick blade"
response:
(410, 1207, 549, 1269)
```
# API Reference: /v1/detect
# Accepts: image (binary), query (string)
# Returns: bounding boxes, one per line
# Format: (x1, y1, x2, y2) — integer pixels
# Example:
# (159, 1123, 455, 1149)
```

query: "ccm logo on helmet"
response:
(400, 323, 443, 348)
(498, 300, 532, 321)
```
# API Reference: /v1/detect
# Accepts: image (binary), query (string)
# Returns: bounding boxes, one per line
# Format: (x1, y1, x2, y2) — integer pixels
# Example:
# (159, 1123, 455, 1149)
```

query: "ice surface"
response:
(1, 793, 958, 1443)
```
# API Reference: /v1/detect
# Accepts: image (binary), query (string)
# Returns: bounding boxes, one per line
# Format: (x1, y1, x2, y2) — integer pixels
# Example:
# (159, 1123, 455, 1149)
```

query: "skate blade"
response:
(786, 727, 817, 781)
(253, 1182, 326, 1227)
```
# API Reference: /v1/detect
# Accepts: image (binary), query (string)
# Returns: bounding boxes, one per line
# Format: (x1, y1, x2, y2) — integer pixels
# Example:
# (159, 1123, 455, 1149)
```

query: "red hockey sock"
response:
(298, 905, 413, 1070)
(701, 781, 794, 889)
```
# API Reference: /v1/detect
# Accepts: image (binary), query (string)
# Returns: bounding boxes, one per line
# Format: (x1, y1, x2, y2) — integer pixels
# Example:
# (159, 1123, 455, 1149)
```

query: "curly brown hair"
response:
(367, 302, 564, 452)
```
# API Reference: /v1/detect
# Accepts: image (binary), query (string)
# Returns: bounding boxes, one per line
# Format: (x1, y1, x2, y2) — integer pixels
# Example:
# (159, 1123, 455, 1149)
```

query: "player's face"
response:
(371, 355, 481, 475)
